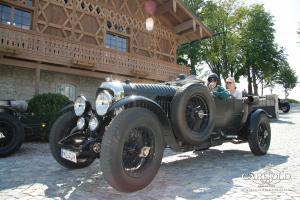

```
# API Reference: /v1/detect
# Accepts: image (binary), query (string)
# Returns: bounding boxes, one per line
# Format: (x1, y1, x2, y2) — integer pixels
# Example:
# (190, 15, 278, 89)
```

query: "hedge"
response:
(28, 93, 72, 141)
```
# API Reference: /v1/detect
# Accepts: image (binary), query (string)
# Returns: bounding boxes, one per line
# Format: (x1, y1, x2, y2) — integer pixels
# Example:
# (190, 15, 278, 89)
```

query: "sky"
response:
(237, 0, 300, 100)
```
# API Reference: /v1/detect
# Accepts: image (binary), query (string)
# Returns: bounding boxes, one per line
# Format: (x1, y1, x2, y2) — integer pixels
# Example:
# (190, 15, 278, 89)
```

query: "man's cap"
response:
(207, 73, 219, 81)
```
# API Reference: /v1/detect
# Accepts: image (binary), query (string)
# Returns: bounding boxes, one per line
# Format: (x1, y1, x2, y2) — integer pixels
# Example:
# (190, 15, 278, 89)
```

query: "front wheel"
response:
(100, 107, 164, 192)
(248, 114, 271, 156)
(49, 111, 95, 169)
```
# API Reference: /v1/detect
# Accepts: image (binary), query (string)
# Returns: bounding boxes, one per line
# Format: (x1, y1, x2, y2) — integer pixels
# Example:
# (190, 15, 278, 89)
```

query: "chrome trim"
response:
(74, 96, 88, 117)
(96, 91, 113, 116)
(100, 81, 125, 101)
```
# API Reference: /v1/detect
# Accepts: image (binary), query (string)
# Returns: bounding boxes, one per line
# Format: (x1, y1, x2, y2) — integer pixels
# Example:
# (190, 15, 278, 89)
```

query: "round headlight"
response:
(77, 117, 85, 130)
(74, 96, 87, 116)
(88, 117, 99, 131)
(96, 91, 113, 115)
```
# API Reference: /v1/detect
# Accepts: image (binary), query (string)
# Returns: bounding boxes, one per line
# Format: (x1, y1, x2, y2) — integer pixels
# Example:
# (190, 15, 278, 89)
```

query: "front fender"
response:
(108, 96, 180, 151)
(57, 103, 74, 117)
(0, 106, 18, 116)
(248, 109, 268, 134)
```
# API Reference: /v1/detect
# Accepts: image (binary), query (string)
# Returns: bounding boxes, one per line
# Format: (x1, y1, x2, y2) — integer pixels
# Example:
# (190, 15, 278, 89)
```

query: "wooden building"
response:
(0, 0, 212, 101)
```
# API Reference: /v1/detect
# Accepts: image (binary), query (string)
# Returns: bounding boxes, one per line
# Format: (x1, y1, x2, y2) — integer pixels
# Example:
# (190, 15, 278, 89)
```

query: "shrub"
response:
(287, 98, 300, 104)
(28, 93, 72, 141)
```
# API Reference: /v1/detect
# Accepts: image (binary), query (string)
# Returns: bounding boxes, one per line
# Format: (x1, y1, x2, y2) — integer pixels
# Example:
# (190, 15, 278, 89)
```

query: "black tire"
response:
(0, 113, 24, 157)
(100, 107, 164, 192)
(248, 114, 271, 156)
(49, 111, 95, 169)
(171, 83, 216, 145)
(281, 102, 290, 113)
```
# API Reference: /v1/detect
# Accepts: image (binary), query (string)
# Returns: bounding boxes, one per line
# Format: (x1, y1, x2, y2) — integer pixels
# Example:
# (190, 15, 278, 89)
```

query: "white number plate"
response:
(61, 148, 77, 163)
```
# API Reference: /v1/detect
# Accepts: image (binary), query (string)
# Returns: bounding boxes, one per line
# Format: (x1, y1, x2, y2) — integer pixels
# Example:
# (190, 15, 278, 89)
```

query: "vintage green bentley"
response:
(49, 76, 271, 192)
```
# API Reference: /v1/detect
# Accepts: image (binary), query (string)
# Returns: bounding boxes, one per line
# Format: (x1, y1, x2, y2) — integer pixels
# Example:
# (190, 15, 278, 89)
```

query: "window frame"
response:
(56, 83, 77, 102)
(0, 2, 33, 30)
(105, 32, 129, 53)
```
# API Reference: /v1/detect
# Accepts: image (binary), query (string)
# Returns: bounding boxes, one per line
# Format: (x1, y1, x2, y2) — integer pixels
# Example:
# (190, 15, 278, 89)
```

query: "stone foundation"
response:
(0, 65, 104, 102)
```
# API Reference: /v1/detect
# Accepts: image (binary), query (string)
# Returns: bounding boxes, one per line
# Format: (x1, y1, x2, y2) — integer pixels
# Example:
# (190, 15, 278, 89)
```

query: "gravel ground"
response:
(0, 105, 300, 200)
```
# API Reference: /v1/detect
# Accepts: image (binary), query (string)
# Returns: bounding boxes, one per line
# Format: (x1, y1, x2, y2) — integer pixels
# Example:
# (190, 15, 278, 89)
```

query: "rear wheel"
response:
(100, 107, 164, 192)
(248, 114, 271, 155)
(49, 111, 95, 169)
(0, 113, 24, 157)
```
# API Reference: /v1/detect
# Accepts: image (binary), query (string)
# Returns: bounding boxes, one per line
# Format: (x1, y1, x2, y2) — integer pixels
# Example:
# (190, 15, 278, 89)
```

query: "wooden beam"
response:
(173, 19, 196, 34)
(0, 45, 20, 55)
(35, 66, 40, 95)
(0, 57, 161, 82)
(156, 0, 176, 15)
(0, 57, 108, 79)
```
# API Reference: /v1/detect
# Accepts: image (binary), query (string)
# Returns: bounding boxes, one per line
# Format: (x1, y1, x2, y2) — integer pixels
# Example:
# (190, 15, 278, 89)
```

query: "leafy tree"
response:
(178, 0, 294, 97)
(275, 65, 298, 98)
(179, 0, 242, 82)
(177, 0, 206, 76)
(239, 4, 280, 95)
(177, 41, 205, 76)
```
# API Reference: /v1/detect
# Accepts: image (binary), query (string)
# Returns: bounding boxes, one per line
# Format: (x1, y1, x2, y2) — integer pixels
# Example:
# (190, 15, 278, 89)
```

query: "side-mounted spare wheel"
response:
(49, 111, 95, 169)
(0, 113, 24, 157)
(171, 83, 216, 145)
(100, 107, 164, 193)
(248, 113, 271, 155)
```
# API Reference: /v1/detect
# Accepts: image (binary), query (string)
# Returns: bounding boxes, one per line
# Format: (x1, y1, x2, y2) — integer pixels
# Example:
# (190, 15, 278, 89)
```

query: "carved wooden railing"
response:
(0, 28, 189, 81)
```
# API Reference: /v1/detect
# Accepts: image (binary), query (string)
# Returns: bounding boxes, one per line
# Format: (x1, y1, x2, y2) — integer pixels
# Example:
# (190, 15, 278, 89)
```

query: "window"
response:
(57, 84, 76, 101)
(0, 4, 11, 25)
(14, 8, 31, 29)
(0, 3, 32, 30)
(105, 32, 128, 52)
(26, 0, 33, 7)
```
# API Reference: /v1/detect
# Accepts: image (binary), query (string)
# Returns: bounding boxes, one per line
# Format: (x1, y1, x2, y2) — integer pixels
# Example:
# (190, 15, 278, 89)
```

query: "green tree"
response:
(201, 0, 244, 82)
(177, 0, 206, 75)
(239, 4, 280, 95)
(179, 0, 242, 82)
(177, 41, 204, 76)
(275, 65, 298, 98)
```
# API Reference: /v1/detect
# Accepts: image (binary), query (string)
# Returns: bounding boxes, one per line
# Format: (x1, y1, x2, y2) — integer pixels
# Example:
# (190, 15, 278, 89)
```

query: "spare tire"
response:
(171, 83, 216, 145)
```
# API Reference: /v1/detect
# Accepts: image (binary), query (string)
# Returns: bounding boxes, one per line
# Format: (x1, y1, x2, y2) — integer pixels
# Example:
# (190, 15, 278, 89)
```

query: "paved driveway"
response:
(1, 105, 300, 200)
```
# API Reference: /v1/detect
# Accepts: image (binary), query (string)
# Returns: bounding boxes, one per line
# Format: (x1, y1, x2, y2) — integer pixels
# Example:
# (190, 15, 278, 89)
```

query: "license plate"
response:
(61, 148, 77, 163)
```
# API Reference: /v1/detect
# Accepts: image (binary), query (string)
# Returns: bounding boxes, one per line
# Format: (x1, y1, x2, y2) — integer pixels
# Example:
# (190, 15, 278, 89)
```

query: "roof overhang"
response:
(155, 0, 213, 42)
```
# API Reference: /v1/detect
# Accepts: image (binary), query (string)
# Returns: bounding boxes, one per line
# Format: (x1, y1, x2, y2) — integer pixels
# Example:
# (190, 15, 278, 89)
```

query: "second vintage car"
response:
(49, 76, 271, 192)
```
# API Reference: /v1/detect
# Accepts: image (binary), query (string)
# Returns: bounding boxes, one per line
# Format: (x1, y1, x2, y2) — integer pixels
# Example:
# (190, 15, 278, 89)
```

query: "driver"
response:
(207, 73, 229, 100)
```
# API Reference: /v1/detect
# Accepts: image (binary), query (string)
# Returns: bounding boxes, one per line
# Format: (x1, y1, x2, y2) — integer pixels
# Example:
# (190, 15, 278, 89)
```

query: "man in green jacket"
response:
(207, 73, 229, 100)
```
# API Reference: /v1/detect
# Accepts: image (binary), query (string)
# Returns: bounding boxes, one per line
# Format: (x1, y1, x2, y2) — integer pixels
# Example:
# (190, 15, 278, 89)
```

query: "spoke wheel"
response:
(0, 113, 24, 157)
(101, 107, 164, 193)
(171, 83, 216, 144)
(257, 124, 269, 148)
(281, 102, 290, 113)
(122, 127, 155, 178)
(185, 95, 209, 133)
(0, 121, 14, 147)
(248, 113, 271, 156)
(49, 111, 95, 169)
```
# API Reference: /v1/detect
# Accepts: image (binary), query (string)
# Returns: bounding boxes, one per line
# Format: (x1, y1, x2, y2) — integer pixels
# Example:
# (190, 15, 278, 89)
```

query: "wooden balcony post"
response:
(35, 66, 40, 95)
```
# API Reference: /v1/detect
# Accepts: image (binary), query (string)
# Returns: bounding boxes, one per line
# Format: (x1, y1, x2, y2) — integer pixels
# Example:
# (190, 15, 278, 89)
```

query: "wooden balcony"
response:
(0, 28, 189, 82)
